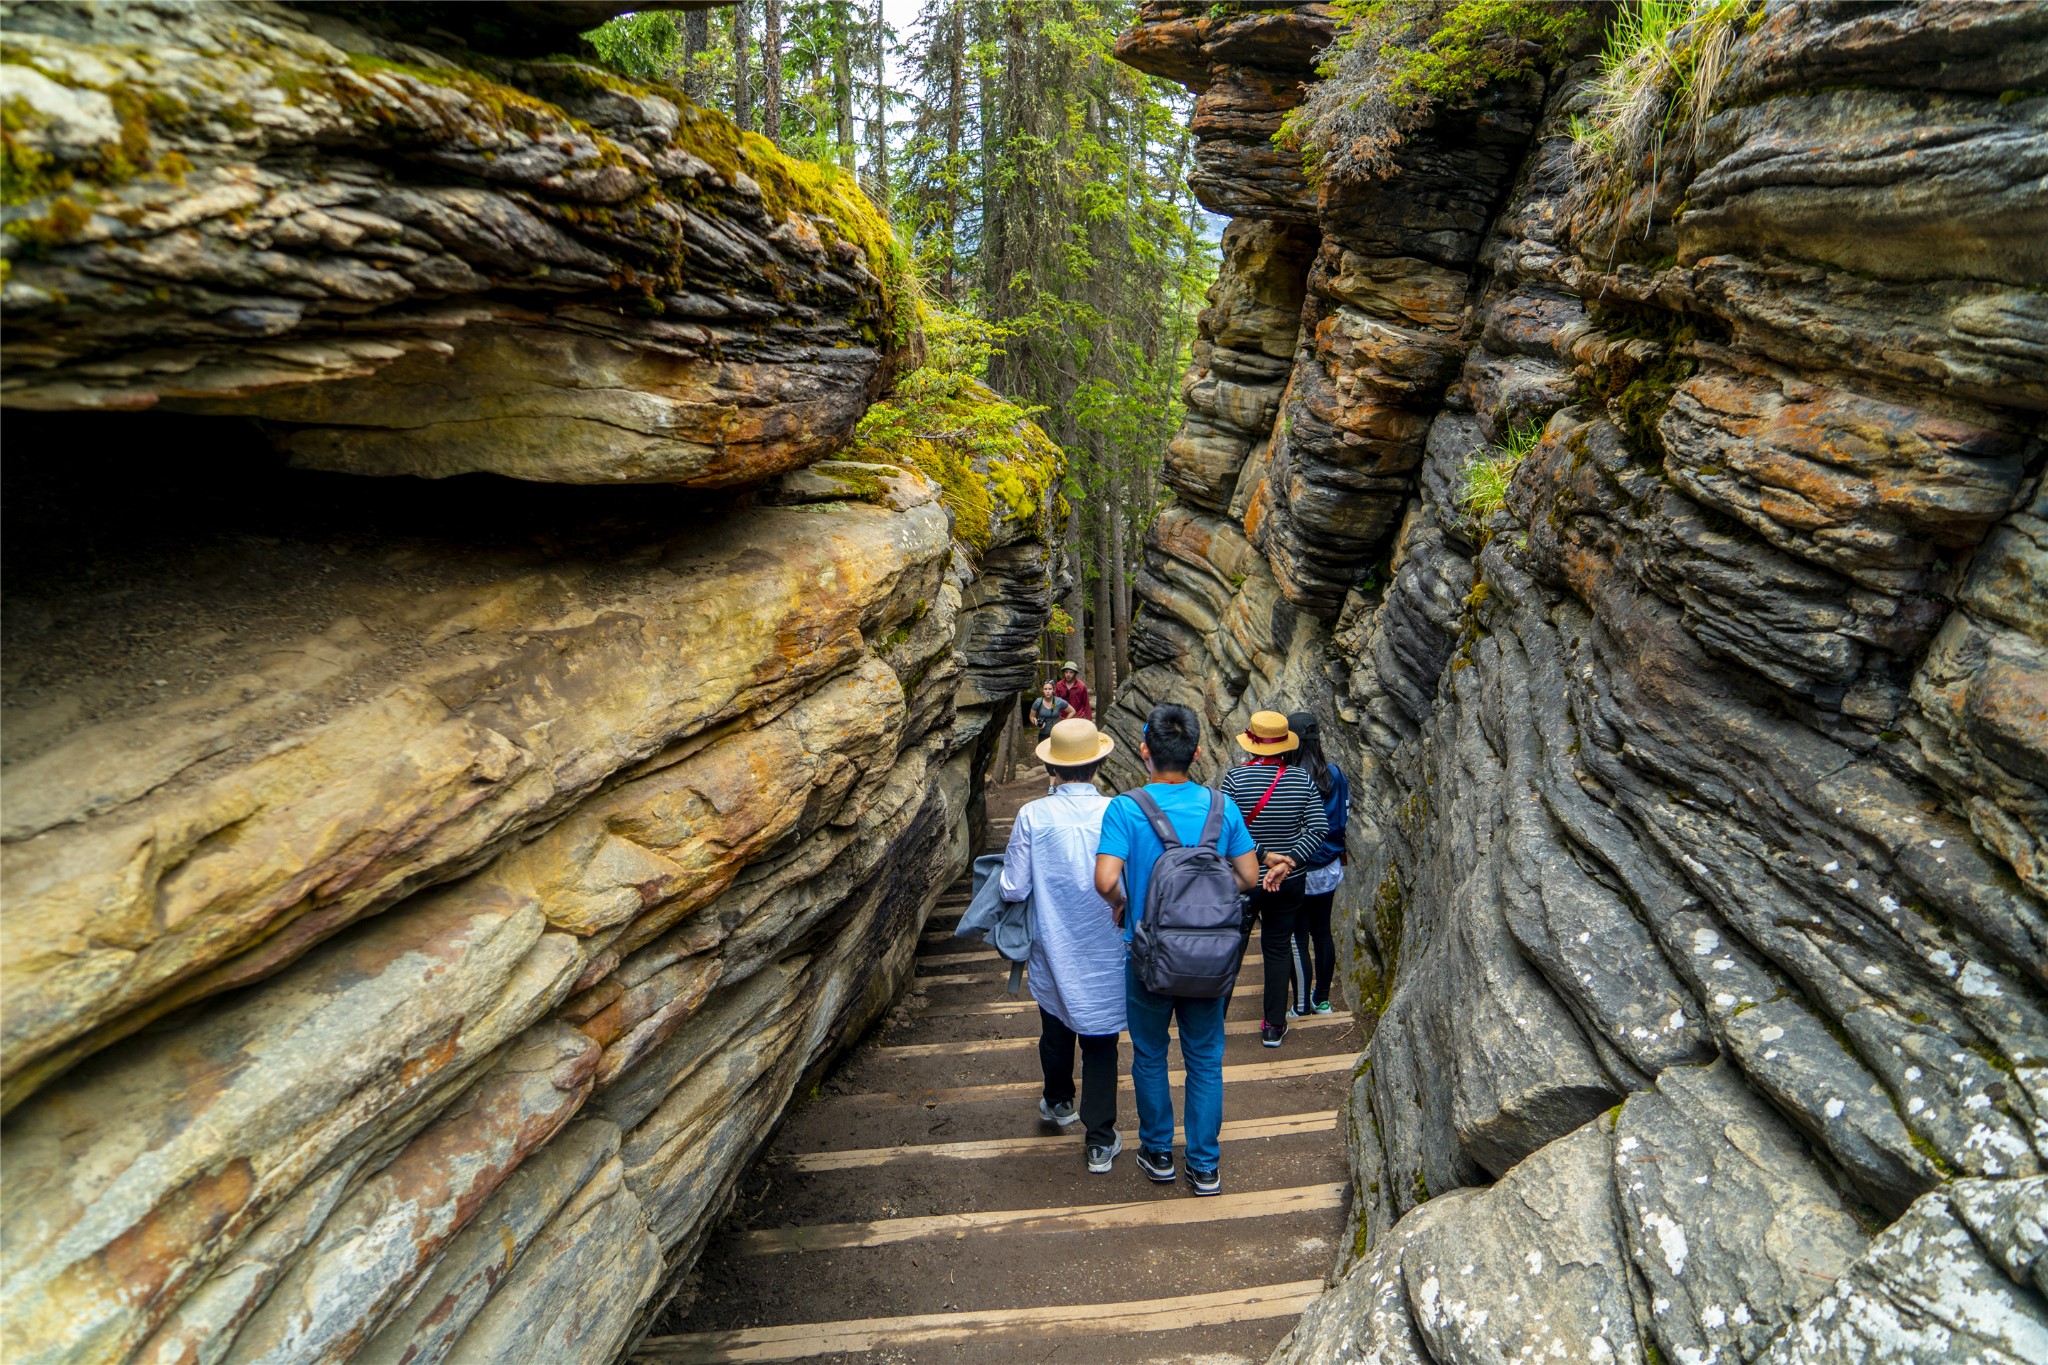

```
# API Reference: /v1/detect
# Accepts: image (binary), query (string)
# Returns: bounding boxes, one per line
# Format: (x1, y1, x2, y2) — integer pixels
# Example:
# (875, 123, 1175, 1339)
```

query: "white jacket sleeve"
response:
(998, 807, 1033, 902)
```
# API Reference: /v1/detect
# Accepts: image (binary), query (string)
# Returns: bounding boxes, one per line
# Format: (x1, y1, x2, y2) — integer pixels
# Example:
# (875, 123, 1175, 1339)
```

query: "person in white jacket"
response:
(1000, 717, 1125, 1172)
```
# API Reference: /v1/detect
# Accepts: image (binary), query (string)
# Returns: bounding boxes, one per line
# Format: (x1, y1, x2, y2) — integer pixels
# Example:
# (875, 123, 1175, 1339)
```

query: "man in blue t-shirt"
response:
(1094, 703, 1260, 1196)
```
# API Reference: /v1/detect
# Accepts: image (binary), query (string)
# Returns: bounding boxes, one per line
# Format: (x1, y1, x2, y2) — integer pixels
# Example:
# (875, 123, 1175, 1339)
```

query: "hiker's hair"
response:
(1144, 703, 1201, 773)
(1041, 679, 1056, 691)
(1046, 759, 1104, 783)
(1288, 710, 1334, 796)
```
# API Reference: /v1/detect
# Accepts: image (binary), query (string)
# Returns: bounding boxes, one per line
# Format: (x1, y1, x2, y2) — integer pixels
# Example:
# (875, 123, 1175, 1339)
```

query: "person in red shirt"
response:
(1054, 661, 1093, 720)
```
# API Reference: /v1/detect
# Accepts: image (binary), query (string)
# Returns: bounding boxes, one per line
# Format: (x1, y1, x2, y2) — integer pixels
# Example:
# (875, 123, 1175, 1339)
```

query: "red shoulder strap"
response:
(1246, 767, 1287, 825)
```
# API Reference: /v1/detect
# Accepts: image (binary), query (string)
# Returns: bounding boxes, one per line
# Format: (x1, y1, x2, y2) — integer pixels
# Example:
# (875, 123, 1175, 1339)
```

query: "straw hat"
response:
(1235, 710, 1298, 755)
(1061, 660, 1081, 674)
(1037, 717, 1115, 766)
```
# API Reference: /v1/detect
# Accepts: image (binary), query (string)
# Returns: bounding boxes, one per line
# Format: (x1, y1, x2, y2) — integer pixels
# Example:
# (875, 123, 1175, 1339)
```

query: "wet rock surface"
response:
(1108, 3, 2048, 1362)
(0, 5, 1053, 1362)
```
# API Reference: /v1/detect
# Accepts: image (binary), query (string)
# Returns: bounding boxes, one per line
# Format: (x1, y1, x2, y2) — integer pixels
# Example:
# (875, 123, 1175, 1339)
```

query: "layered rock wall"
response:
(1114, 3, 2047, 1360)
(0, 4, 1050, 1361)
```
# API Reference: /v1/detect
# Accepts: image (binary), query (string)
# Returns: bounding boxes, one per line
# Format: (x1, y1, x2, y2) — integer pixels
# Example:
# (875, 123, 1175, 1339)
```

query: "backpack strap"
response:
(1199, 788, 1226, 851)
(1127, 789, 1183, 851)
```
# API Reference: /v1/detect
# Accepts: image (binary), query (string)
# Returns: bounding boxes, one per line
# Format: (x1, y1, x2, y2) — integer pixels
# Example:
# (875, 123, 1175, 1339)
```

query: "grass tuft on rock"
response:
(1569, 0, 1757, 190)
(1459, 416, 1544, 526)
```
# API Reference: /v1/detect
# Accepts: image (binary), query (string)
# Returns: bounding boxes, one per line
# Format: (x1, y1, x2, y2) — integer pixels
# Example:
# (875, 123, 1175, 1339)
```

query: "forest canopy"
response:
(584, 2, 1217, 696)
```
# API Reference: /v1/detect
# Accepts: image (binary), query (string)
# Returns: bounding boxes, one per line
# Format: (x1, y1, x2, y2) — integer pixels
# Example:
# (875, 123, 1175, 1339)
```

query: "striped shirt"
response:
(1219, 760, 1328, 875)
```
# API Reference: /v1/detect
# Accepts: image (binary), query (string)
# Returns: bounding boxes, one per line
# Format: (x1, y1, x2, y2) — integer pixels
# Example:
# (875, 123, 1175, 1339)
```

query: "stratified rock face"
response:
(0, 5, 1053, 1362)
(1110, 2, 2048, 1361)
(1114, 1, 1333, 223)
(0, 0, 905, 486)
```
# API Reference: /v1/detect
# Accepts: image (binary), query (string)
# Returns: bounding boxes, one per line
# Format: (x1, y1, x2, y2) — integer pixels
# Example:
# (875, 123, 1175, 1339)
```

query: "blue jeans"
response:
(1125, 959, 1228, 1171)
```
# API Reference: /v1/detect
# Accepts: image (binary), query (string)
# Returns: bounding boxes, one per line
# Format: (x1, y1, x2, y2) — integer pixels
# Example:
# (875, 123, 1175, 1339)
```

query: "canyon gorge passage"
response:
(0, 1, 2043, 1363)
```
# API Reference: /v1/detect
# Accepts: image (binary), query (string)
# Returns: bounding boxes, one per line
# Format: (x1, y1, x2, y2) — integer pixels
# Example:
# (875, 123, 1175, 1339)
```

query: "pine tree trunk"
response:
(733, 0, 754, 131)
(1064, 497, 1086, 675)
(868, 0, 889, 202)
(761, 0, 783, 145)
(684, 9, 709, 101)
(1093, 513, 1115, 714)
(940, 5, 964, 300)
(975, 0, 1000, 312)
(832, 29, 855, 169)
(1112, 502, 1130, 685)
(999, 699, 1015, 785)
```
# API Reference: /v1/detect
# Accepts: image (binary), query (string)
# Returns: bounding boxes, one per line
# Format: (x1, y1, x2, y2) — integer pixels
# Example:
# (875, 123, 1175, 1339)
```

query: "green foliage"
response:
(584, 11, 694, 84)
(1278, 0, 1596, 185)
(843, 299, 1063, 553)
(1581, 300, 1724, 458)
(582, 2, 1207, 594)
(585, 1, 878, 170)
(1387, 0, 1601, 108)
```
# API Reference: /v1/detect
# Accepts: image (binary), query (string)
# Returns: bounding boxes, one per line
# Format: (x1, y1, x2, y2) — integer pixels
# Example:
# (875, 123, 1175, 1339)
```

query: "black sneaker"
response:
(1086, 1132, 1123, 1174)
(1137, 1147, 1176, 1182)
(1261, 1020, 1287, 1047)
(1187, 1165, 1222, 1196)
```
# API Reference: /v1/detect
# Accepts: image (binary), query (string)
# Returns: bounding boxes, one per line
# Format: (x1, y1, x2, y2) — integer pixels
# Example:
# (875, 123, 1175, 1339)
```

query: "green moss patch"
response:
(659, 100, 901, 323)
(1277, 0, 1599, 184)
(843, 369, 1062, 554)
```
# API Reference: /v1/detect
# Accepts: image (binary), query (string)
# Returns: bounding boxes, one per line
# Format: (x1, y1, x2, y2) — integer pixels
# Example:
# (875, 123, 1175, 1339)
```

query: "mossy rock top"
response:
(842, 371, 1063, 556)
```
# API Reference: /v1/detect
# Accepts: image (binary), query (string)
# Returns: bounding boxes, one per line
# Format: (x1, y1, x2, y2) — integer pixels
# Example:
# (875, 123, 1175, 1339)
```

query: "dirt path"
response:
(635, 767, 1356, 1365)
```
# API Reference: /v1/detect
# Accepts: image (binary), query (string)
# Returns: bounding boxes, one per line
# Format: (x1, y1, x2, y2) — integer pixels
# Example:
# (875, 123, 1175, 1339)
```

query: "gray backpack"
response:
(1128, 789, 1244, 998)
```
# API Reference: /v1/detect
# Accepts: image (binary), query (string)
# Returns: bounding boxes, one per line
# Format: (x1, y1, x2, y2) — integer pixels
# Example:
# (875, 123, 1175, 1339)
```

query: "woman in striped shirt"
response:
(1220, 711, 1327, 1047)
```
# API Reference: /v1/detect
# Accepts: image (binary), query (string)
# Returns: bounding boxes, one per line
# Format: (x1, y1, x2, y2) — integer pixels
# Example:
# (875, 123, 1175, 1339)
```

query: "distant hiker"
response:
(1285, 710, 1349, 1018)
(1220, 710, 1327, 1049)
(1031, 681, 1073, 740)
(1094, 703, 1261, 1196)
(1055, 661, 1093, 720)
(1001, 718, 1125, 1172)
(1030, 681, 1076, 791)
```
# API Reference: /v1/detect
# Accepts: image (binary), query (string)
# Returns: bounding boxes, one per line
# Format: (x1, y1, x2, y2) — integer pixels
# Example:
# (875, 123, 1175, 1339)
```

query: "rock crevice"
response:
(1107, 3, 2047, 1361)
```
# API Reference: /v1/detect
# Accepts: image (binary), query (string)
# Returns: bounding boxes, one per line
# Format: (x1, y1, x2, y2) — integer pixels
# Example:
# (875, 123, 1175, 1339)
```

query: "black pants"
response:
(1039, 1008, 1118, 1147)
(1235, 881, 1304, 1027)
(1292, 889, 1336, 1011)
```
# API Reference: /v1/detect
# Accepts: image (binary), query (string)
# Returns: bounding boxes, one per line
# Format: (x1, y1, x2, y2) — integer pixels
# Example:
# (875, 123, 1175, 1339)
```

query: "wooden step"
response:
(876, 1012, 1354, 1058)
(825, 1052, 1354, 1109)
(780, 1110, 1338, 1172)
(636, 1280, 1324, 1363)
(735, 1182, 1345, 1255)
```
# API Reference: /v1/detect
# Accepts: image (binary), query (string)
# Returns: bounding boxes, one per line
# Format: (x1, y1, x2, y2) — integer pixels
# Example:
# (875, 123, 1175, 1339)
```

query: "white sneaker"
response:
(1087, 1131, 1123, 1174)
(1039, 1097, 1079, 1127)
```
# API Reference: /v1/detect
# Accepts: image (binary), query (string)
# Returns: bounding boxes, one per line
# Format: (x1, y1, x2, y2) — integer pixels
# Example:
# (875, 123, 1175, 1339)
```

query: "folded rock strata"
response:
(1, 0, 905, 485)
(1106, 2, 2048, 1361)
(0, 4, 1055, 1362)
